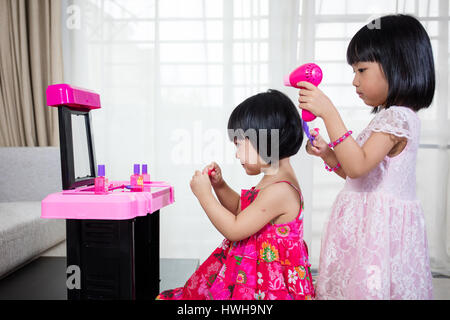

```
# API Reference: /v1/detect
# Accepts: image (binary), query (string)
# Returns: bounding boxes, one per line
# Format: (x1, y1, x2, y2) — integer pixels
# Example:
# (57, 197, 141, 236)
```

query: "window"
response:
(65, 0, 449, 274)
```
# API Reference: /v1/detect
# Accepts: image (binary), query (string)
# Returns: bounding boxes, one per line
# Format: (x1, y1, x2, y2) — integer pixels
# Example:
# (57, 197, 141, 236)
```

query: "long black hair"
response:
(347, 14, 435, 111)
(227, 89, 303, 164)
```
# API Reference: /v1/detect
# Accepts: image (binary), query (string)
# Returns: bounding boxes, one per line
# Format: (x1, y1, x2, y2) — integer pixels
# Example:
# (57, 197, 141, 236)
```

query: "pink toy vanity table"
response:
(41, 84, 174, 300)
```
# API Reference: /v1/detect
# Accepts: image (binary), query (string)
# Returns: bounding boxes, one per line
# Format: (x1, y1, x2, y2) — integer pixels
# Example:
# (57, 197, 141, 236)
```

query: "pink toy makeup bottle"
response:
(142, 164, 151, 183)
(95, 164, 108, 194)
(130, 164, 143, 191)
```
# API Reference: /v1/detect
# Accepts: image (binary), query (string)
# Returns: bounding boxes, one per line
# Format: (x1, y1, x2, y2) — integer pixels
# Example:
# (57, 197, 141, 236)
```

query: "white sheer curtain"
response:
(62, 0, 450, 275)
(62, 0, 311, 263)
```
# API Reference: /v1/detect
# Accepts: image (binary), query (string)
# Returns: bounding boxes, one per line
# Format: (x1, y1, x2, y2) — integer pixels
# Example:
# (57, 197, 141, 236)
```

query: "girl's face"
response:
(234, 138, 267, 175)
(351, 61, 389, 107)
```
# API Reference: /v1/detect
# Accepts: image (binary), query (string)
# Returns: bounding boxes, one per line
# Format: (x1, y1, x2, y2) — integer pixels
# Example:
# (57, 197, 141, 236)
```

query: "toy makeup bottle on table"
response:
(41, 84, 175, 300)
(284, 63, 323, 143)
(142, 164, 151, 192)
(94, 164, 108, 194)
(142, 164, 151, 183)
(130, 164, 144, 191)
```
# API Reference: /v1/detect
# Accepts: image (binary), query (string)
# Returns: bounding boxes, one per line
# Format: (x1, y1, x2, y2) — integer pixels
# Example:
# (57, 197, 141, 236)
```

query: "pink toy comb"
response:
(284, 63, 323, 122)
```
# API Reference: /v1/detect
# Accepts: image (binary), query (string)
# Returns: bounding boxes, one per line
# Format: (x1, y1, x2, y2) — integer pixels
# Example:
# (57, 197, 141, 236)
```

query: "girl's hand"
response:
(202, 162, 224, 188)
(297, 81, 335, 119)
(306, 130, 332, 159)
(190, 170, 212, 200)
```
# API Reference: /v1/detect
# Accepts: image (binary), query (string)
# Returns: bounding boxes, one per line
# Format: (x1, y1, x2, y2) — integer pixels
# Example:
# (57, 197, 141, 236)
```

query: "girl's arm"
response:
(195, 182, 291, 242)
(321, 106, 397, 179)
(306, 130, 347, 179)
(321, 148, 347, 179)
(202, 162, 241, 215)
(299, 82, 399, 179)
(212, 180, 241, 216)
(200, 184, 288, 241)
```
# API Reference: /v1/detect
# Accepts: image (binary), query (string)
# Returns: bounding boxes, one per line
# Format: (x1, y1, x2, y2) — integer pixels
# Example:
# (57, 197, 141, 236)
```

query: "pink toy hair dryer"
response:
(284, 63, 323, 122)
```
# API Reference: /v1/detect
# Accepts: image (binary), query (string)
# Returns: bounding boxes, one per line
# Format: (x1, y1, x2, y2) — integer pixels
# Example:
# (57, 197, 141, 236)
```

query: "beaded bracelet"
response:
(328, 130, 353, 149)
(324, 161, 341, 172)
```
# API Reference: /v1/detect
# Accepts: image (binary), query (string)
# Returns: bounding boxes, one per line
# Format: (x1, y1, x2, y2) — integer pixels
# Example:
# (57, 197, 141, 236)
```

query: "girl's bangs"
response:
(227, 113, 247, 141)
(346, 30, 379, 65)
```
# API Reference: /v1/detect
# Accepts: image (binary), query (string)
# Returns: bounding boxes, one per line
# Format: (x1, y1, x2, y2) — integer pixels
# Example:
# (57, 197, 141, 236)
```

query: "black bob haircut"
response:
(227, 89, 303, 164)
(347, 14, 435, 112)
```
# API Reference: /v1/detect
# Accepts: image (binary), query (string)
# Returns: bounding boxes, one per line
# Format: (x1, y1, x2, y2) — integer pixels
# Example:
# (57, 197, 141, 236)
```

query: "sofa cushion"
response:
(0, 201, 65, 278)
(0, 147, 62, 202)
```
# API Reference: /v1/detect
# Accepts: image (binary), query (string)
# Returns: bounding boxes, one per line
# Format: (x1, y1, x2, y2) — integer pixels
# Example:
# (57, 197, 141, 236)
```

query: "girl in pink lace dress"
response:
(157, 90, 314, 300)
(297, 15, 434, 299)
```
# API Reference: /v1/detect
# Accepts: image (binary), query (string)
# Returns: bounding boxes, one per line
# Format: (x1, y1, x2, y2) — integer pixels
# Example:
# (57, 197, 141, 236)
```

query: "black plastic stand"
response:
(66, 210, 160, 300)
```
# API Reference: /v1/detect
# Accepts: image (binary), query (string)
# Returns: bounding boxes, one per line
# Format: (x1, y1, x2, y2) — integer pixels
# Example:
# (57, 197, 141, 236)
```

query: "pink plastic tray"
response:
(41, 181, 174, 220)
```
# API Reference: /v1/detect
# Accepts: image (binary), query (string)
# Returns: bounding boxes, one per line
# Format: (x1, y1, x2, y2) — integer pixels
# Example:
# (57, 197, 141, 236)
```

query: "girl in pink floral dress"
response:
(298, 15, 434, 299)
(157, 90, 314, 300)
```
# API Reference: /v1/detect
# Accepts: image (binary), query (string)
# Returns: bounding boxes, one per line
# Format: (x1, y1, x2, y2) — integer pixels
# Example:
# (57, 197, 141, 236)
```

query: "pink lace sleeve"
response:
(366, 107, 412, 139)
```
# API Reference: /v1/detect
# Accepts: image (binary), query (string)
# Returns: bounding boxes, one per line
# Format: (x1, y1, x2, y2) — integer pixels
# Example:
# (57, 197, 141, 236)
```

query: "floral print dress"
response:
(156, 180, 315, 300)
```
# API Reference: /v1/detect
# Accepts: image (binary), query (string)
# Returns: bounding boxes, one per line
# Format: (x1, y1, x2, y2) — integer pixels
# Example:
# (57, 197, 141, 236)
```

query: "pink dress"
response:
(316, 106, 433, 300)
(156, 180, 315, 300)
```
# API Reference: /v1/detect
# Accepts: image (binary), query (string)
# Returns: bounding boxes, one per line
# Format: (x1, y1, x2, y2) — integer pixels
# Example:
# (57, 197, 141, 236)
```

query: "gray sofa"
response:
(0, 147, 65, 278)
